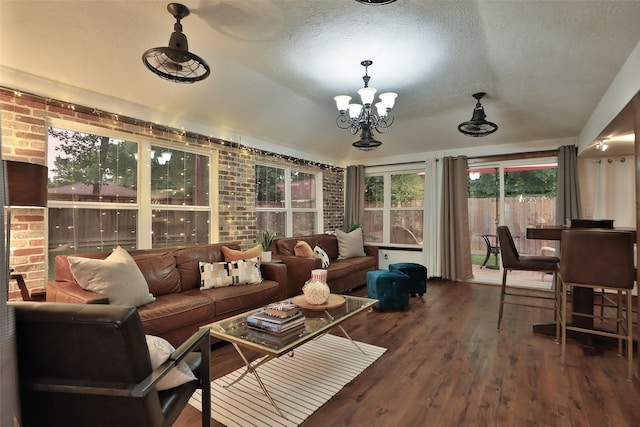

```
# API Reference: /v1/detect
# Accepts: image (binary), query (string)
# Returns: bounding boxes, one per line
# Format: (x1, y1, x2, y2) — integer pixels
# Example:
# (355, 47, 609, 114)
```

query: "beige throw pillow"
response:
(294, 240, 314, 258)
(67, 246, 155, 307)
(336, 228, 366, 259)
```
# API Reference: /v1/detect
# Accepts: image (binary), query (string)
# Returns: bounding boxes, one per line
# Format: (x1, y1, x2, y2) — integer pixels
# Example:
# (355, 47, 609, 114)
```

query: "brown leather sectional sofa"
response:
(47, 243, 287, 346)
(271, 233, 378, 297)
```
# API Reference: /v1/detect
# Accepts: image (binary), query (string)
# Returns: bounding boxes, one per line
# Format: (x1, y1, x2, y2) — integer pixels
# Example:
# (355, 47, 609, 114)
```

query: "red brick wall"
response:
(0, 87, 345, 298)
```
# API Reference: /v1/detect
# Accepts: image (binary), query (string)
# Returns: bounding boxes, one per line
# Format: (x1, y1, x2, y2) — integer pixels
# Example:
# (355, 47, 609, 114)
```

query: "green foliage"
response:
(348, 222, 363, 232)
(365, 173, 424, 206)
(257, 230, 276, 252)
(468, 169, 557, 198)
(391, 174, 423, 206)
(364, 176, 384, 204)
(256, 164, 284, 204)
(48, 128, 138, 193)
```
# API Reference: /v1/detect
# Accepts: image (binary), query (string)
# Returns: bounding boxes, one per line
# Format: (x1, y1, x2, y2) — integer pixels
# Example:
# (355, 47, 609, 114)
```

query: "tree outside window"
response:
(363, 171, 424, 245)
(47, 125, 212, 276)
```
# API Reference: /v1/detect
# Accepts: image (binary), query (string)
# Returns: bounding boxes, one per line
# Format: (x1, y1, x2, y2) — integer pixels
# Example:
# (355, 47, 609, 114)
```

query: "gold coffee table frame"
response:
(202, 294, 378, 418)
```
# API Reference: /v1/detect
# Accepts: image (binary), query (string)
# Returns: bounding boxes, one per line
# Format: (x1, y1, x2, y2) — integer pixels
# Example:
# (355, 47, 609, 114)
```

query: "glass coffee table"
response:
(202, 294, 378, 418)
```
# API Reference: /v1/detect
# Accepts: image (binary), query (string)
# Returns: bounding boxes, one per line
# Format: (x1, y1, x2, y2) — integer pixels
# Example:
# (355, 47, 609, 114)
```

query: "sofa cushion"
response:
(294, 241, 314, 258)
(135, 252, 181, 296)
(195, 281, 280, 317)
(137, 292, 214, 336)
(336, 228, 366, 259)
(68, 246, 156, 306)
(199, 257, 262, 289)
(221, 244, 261, 261)
(145, 335, 196, 391)
(325, 260, 354, 282)
(275, 234, 340, 260)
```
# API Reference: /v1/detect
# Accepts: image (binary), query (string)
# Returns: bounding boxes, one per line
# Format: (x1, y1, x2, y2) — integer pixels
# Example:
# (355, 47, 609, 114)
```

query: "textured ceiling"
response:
(1, 0, 639, 164)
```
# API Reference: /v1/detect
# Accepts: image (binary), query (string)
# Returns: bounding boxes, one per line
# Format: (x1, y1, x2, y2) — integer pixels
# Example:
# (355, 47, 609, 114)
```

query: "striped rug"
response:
(188, 334, 387, 427)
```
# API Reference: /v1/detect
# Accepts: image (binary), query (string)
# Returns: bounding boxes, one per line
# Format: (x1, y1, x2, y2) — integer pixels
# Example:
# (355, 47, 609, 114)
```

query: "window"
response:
(255, 164, 321, 236)
(47, 123, 213, 266)
(468, 158, 558, 283)
(363, 169, 424, 246)
(150, 146, 210, 247)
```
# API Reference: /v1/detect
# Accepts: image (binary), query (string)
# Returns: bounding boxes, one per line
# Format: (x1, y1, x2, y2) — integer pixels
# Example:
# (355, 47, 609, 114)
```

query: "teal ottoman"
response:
(366, 270, 412, 311)
(389, 262, 427, 297)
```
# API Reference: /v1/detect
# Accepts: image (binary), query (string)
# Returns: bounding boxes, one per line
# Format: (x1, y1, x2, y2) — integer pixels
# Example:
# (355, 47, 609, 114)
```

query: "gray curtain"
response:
(344, 165, 364, 231)
(556, 145, 582, 225)
(441, 156, 473, 281)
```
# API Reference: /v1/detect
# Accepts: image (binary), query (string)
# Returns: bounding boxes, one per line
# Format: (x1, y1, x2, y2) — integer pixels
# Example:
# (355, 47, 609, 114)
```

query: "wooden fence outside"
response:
(469, 196, 557, 256)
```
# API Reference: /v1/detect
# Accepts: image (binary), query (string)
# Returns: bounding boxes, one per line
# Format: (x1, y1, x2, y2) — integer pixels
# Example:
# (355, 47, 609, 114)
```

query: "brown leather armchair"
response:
(13, 302, 211, 427)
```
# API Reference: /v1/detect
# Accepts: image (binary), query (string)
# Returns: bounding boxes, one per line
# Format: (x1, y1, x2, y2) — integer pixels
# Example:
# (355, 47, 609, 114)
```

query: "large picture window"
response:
(47, 123, 213, 266)
(363, 169, 424, 246)
(468, 158, 557, 284)
(255, 164, 321, 237)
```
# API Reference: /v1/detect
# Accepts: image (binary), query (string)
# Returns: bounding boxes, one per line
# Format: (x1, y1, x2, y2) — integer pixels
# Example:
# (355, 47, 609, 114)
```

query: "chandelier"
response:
(334, 60, 398, 151)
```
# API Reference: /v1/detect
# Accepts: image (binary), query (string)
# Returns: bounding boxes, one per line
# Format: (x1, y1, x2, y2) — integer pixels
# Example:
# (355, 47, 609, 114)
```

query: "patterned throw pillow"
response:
(145, 335, 196, 391)
(199, 256, 263, 289)
(314, 246, 330, 268)
(294, 240, 314, 258)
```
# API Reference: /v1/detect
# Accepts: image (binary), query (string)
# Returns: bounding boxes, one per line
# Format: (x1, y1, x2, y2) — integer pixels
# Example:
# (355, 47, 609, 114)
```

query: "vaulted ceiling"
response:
(1, 1, 639, 164)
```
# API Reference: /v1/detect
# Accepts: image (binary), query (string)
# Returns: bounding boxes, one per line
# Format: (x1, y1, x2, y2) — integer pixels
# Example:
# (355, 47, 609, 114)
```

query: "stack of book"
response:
(247, 302, 305, 339)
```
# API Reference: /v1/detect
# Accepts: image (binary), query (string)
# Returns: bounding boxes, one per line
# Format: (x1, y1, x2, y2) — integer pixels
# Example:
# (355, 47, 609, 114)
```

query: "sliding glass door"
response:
(468, 158, 557, 286)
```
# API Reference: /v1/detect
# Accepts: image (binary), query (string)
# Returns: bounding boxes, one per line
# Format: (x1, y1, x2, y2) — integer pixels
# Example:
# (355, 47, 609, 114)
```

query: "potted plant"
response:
(257, 230, 276, 262)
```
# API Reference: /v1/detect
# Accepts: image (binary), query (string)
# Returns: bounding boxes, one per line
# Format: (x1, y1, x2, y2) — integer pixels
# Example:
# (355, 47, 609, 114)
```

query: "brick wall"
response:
(0, 87, 345, 297)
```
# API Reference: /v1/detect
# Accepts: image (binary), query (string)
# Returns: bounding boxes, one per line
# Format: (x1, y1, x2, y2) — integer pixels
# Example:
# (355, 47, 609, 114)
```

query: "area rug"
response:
(188, 333, 387, 427)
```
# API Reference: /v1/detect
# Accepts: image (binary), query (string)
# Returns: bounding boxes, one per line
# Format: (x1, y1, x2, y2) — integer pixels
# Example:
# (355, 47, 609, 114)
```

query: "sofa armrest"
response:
(260, 262, 288, 300)
(46, 280, 109, 304)
(272, 255, 321, 298)
(364, 245, 379, 268)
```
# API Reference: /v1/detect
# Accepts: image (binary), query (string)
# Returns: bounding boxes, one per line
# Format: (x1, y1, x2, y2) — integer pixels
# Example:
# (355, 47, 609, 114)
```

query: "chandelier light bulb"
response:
(358, 87, 377, 105)
(379, 92, 397, 109)
(334, 95, 351, 112)
(333, 60, 398, 151)
(348, 104, 363, 119)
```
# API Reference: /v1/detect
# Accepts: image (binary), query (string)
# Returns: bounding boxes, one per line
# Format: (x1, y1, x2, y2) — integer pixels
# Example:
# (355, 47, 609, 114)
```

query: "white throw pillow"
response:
(68, 246, 155, 306)
(145, 335, 197, 391)
(199, 256, 263, 289)
(313, 246, 330, 268)
(336, 228, 366, 259)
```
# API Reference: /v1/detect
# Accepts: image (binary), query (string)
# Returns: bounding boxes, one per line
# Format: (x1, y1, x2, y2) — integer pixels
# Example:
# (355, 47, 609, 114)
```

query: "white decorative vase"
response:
(302, 279, 330, 305)
(260, 251, 272, 262)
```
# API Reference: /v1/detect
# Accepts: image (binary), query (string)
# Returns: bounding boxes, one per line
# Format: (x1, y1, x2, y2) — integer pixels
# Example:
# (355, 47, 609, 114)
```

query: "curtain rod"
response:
(466, 149, 558, 165)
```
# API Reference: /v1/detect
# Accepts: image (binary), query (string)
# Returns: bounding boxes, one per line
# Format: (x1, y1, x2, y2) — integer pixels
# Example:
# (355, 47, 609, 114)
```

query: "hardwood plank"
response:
(174, 280, 640, 427)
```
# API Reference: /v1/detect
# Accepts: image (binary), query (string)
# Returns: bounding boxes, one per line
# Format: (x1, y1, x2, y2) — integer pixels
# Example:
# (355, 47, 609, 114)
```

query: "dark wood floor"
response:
(175, 279, 640, 427)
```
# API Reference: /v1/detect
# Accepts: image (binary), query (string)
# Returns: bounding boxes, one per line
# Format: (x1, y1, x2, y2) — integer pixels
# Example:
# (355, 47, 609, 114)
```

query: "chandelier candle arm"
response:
(333, 60, 398, 151)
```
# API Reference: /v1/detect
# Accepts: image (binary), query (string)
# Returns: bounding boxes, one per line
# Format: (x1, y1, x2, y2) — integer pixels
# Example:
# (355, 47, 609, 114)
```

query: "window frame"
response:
(364, 164, 425, 248)
(46, 118, 217, 252)
(255, 162, 323, 237)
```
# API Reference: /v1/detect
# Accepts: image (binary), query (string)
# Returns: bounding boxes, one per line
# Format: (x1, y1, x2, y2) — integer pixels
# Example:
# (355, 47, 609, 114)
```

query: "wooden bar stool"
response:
(496, 225, 560, 332)
(559, 229, 635, 380)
